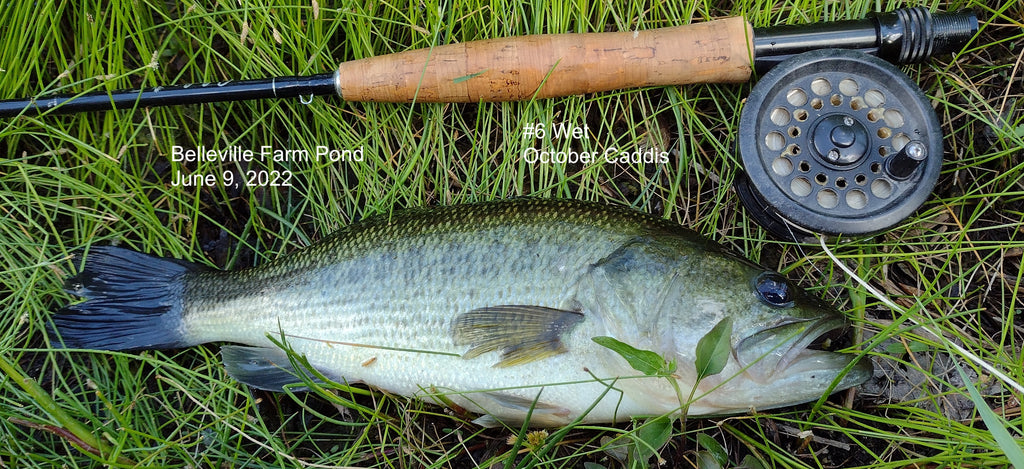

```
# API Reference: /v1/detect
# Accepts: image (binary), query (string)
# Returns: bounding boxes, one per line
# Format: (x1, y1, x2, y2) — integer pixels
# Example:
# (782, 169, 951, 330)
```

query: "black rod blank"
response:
(0, 73, 337, 117)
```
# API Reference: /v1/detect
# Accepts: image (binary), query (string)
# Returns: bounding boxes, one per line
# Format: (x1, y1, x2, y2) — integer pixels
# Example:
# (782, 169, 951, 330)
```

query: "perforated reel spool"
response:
(736, 49, 943, 241)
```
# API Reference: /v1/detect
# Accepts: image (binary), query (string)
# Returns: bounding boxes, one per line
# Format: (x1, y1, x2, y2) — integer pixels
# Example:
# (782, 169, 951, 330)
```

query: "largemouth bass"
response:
(54, 199, 871, 426)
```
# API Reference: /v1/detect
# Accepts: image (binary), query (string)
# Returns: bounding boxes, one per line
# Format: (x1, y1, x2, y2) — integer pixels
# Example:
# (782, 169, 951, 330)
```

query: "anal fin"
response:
(471, 391, 572, 427)
(221, 345, 324, 391)
(452, 305, 584, 367)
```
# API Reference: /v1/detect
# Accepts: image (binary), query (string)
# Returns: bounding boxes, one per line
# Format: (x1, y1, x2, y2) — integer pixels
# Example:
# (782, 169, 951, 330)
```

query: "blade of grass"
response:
(953, 360, 1024, 466)
(0, 354, 134, 466)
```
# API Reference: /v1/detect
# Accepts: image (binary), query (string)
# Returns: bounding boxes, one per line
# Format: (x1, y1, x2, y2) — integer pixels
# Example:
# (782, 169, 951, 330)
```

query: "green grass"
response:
(2, 0, 1023, 467)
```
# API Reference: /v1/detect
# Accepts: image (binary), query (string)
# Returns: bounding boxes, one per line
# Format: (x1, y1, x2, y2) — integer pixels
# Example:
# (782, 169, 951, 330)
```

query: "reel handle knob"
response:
(885, 141, 928, 180)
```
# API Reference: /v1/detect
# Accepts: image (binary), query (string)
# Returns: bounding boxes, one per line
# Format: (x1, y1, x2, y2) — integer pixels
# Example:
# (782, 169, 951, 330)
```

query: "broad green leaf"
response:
(695, 318, 733, 381)
(630, 415, 674, 466)
(737, 454, 768, 469)
(696, 451, 723, 469)
(599, 436, 628, 464)
(592, 336, 670, 376)
(696, 433, 728, 466)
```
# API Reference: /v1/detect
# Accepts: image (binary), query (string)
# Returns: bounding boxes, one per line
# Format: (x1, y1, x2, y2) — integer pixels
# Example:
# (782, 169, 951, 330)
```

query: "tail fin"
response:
(52, 245, 202, 351)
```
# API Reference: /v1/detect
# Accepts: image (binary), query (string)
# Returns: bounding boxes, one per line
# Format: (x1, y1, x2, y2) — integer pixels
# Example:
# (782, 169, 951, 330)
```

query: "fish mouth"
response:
(735, 316, 870, 386)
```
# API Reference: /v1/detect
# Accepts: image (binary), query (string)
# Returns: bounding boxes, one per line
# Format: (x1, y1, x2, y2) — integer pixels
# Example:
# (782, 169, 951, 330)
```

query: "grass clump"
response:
(2, 0, 1023, 467)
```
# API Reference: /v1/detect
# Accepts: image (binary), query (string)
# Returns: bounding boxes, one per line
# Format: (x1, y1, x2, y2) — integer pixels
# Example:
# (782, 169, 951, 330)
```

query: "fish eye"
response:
(755, 273, 794, 307)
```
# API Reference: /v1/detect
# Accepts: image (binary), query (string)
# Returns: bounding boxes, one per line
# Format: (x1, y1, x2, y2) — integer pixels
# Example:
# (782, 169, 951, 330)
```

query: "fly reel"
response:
(736, 48, 943, 241)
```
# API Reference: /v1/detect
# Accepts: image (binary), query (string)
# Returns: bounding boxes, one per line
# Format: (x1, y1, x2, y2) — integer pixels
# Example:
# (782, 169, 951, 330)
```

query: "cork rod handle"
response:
(336, 16, 754, 102)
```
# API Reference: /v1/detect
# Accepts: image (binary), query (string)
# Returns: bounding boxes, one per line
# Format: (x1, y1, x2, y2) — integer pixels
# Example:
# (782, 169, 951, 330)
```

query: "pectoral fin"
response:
(452, 305, 584, 367)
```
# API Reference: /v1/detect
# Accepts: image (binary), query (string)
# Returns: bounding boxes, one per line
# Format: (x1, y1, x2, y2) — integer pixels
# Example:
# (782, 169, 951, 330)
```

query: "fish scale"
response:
(53, 198, 872, 426)
(183, 210, 614, 349)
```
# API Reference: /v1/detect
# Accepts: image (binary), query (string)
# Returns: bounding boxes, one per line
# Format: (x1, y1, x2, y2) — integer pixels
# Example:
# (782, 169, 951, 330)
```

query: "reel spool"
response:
(736, 48, 943, 241)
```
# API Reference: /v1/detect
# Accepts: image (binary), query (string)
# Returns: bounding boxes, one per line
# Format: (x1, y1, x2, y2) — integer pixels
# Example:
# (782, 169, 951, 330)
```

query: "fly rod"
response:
(0, 7, 976, 118)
